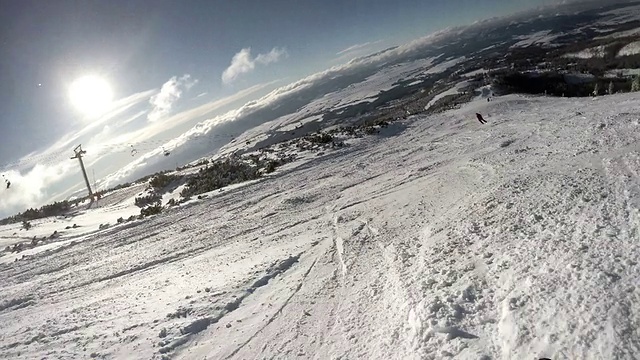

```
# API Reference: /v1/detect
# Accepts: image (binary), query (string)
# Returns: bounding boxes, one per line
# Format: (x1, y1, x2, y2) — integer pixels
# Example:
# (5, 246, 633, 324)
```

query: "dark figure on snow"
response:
(5, 180, 10, 189)
(476, 113, 487, 124)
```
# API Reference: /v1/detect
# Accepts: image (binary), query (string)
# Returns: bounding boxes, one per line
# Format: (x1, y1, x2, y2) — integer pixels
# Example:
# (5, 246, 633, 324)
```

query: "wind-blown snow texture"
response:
(1, 92, 640, 359)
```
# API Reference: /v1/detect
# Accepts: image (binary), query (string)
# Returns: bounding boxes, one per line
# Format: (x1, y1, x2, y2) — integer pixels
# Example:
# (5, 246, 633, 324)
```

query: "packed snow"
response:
(2, 90, 640, 359)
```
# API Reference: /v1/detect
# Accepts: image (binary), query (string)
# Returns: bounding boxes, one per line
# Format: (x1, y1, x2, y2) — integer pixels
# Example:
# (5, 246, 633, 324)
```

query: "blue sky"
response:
(0, 0, 559, 215)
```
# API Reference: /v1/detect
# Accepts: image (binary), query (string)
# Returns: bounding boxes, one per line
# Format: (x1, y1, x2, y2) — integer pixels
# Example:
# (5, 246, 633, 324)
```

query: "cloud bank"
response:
(148, 74, 197, 122)
(0, 162, 75, 216)
(0, 75, 267, 217)
(222, 47, 288, 84)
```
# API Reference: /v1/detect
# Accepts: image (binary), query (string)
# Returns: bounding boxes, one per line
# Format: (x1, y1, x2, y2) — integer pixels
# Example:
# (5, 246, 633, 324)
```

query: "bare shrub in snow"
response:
(22, 220, 32, 231)
(632, 76, 640, 92)
(134, 193, 162, 208)
(140, 204, 163, 217)
(305, 133, 333, 144)
(149, 173, 179, 191)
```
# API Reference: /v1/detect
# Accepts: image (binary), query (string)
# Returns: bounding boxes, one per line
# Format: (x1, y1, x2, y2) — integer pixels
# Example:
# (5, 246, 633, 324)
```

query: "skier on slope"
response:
(476, 113, 487, 124)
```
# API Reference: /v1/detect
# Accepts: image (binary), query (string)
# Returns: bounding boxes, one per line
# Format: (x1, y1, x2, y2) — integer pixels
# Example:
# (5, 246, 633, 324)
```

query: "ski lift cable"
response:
(1, 148, 68, 166)
(0, 145, 74, 166)
(92, 132, 233, 150)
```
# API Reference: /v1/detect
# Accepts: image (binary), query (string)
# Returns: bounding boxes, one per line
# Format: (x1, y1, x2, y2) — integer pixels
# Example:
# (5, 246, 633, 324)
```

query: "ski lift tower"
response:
(70, 144, 94, 202)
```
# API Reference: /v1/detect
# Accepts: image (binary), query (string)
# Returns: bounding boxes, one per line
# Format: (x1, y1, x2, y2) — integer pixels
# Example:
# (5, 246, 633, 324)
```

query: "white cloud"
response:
(336, 40, 384, 56)
(222, 47, 288, 84)
(255, 47, 288, 64)
(9, 89, 155, 172)
(123, 80, 279, 147)
(0, 162, 74, 216)
(148, 74, 198, 122)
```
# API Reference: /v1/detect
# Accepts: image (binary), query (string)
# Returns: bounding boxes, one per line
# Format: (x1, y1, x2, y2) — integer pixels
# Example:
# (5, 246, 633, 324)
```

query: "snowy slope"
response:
(510, 30, 559, 48)
(424, 80, 472, 111)
(564, 45, 607, 59)
(1, 93, 640, 359)
(618, 41, 640, 57)
(0, 187, 143, 253)
(597, 26, 640, 39)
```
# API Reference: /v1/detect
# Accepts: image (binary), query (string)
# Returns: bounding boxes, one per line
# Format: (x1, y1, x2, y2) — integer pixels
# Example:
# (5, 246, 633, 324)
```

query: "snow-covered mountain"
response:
(2, 91, 640, 359)
(98, 1, 640, 188)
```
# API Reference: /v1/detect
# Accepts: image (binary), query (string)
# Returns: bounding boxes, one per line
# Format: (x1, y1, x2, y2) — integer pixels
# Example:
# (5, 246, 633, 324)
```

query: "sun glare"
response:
(69, 75, 113, 118)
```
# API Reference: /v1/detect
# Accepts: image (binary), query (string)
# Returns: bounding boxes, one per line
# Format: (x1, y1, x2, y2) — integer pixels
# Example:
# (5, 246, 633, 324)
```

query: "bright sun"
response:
(69, 75, 113, 118)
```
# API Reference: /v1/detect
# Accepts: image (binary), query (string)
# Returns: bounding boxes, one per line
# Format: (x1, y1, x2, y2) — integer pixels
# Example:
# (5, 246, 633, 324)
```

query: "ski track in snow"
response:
(1, 93, 640, 359)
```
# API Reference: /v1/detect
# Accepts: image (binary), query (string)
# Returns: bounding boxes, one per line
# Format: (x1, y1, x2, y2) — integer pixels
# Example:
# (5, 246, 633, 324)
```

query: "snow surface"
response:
(0, 185, 146, 251)
(617, 41, 640, 57)
(424, 57, 466, 75)
(510, 30, 559, 48)
(596, 26, 640, 40)
(310, 58, 436, 112)
(424, 80, 472, 111)
(564, 45, 607, 59)
(2, 93, 640, 359)
(461, 69, 488, 78)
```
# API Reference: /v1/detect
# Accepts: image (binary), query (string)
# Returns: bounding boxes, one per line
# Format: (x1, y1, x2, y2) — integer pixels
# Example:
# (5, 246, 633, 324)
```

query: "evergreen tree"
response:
(22, 220, 32, 231)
